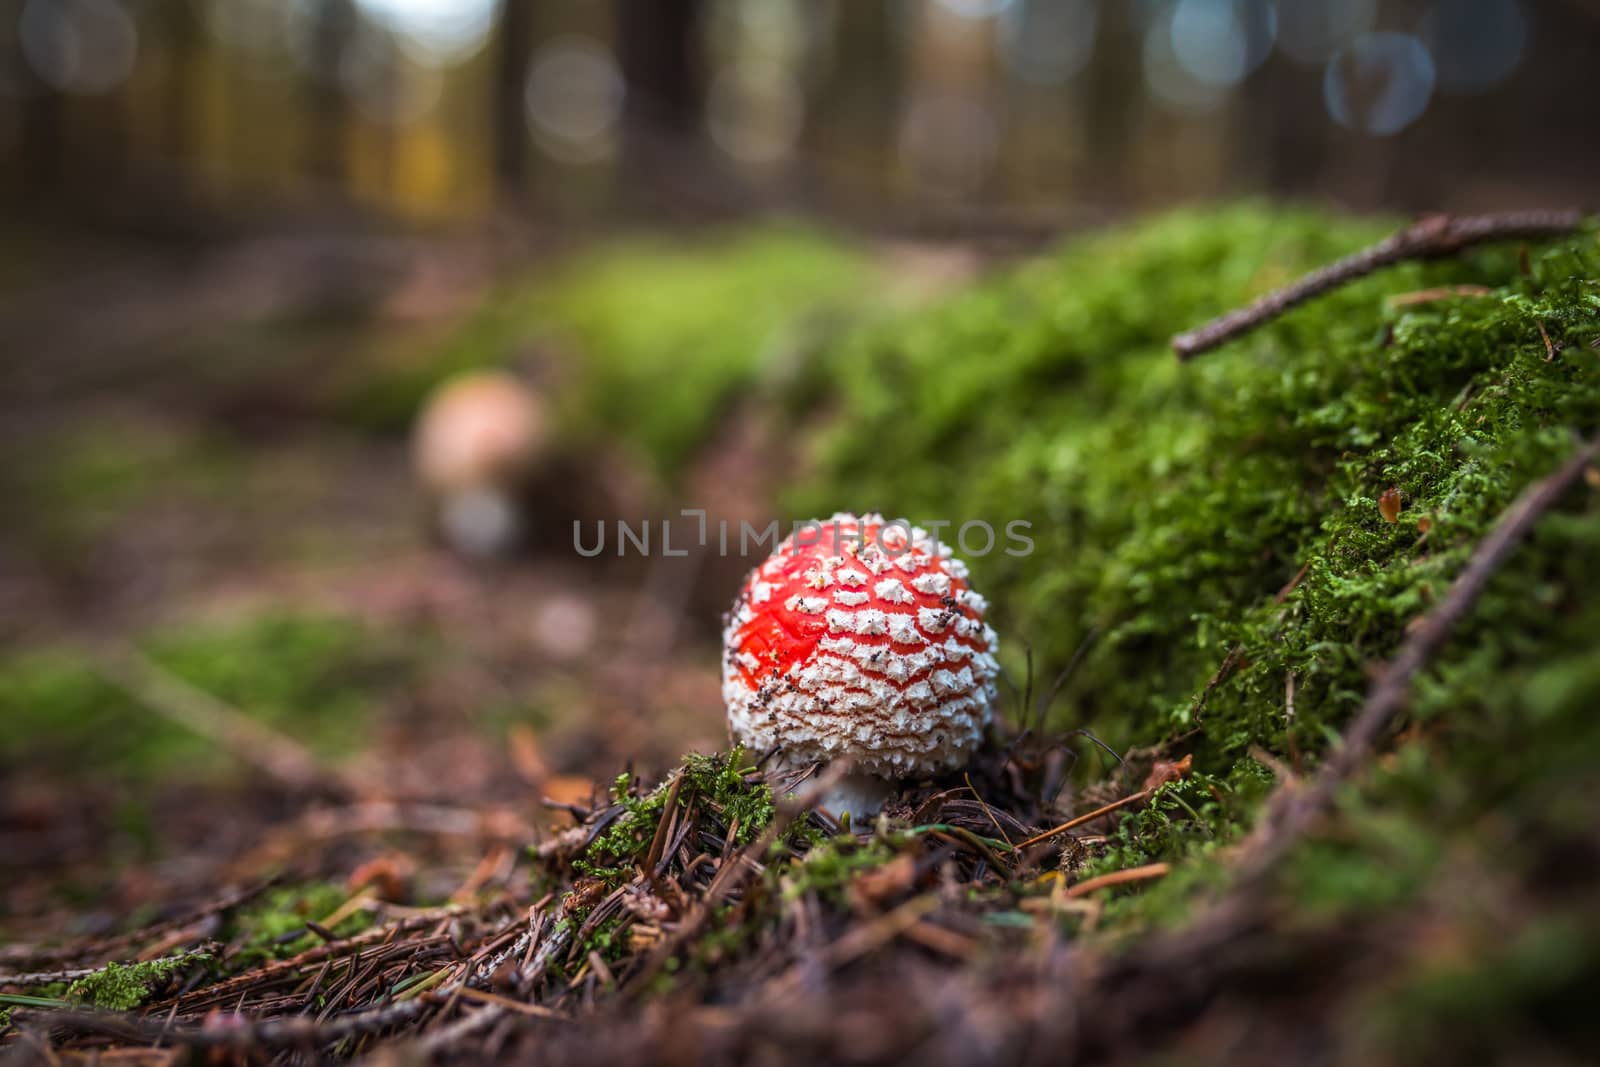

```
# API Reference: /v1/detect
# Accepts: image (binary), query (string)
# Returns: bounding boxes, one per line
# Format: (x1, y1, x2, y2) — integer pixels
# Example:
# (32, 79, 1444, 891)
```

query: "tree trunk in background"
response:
(162, 0, 198, 165)
(614, 0, 706, 210)
(305, 0, 356, 187)
(493, 0, 535, 207)
(1234, 54, 1327, 199)
(1079, 0, 1141, 207)
(801, 0, 900, 212)
(15, 32, 64, 199)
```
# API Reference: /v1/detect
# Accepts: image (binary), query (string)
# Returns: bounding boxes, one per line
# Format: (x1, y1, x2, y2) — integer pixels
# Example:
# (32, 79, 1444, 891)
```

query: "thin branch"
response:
(1015, 788, 1155, 850)
(0, 950, 211, 988)
(1034, 626, 1101, 736)
(1065, 863, 1172, 899)
(1172, 209, 1585, 360)
(0, 880, 277, 970)
(91, 643, 352, 795)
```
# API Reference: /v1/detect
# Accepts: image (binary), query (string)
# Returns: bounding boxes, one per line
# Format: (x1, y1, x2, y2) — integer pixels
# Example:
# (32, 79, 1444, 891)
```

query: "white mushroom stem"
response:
(811, 767, 897, 822)
(438, 485, 522, 558)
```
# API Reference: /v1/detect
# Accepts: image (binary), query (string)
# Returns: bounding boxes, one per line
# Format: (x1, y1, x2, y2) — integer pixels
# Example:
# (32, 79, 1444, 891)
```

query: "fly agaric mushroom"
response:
(722, 513, 999, 818)
(413, 370, 545, 558)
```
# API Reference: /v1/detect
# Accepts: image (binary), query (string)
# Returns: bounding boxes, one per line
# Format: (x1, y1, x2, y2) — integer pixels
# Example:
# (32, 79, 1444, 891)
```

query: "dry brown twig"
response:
(91, 643, 355, 796)
(1015, 788, 1156, 851)
(0, 948, 215, 988)
(1172, 209, 1586, 360)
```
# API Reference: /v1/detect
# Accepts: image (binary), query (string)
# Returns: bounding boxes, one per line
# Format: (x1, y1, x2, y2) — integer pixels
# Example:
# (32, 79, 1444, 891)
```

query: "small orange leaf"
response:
(1378, 487, 1402, 524)
(1142, 753, 1194, 791)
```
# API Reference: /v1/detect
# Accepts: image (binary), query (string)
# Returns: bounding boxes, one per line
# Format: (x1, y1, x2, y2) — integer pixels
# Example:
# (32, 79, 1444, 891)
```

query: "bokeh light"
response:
(204, 0, 292, 57)
(1169, 0, 1275, 87)
(1324, 32, 1436, 136)
(707, 70, 806, 166)
(1274, 0, 1375, 64)
(524, 35, 625, 165)
(998, 0, 1099, 85)
(339, 31, 444, 127)
(1419, 0, 1527, 94)
(19, 0, 138, 95)
(933, 0, 1016, 20)
(1143, 5, 1231, 115)
(704, 0, 816, 167)
(353, 0, 499, 67)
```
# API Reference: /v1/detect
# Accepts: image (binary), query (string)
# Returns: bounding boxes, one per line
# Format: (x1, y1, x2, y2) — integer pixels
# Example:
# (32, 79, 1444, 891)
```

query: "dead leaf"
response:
(562, 877, 609, 916)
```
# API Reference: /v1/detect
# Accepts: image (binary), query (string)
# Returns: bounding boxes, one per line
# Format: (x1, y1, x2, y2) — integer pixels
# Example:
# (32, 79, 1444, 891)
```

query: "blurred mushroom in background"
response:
(412, 369, 547, 559)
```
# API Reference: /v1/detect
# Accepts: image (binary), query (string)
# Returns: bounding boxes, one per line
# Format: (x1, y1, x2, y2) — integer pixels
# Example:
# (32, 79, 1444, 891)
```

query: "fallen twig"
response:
(0, 880, 277, 969)
(1172, 209, 1585, 359)
(1065, 863, 1172, 899)
(1015, 789, 1155, 850)
(1384, 284, 1493, 308)
(0, 949, 211, 989)
(92, 643, 353, 795)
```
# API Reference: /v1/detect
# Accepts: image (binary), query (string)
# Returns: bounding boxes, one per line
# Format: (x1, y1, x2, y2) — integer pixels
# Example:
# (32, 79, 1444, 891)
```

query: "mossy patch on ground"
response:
(226, 883, 376, 968)
(0, 949, 214, 1023)
(3, 414, 246, 559)
(0, 612, 409, 781)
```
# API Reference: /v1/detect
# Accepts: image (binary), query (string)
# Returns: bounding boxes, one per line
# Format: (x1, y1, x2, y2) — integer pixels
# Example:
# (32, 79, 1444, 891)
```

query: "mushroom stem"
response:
(813, 768, 896, 822)
(437, 486, 523, 558)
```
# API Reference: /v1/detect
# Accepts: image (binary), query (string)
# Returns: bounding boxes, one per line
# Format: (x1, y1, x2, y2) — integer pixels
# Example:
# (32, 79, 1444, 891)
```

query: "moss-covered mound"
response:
(795, 205, 1599, 776)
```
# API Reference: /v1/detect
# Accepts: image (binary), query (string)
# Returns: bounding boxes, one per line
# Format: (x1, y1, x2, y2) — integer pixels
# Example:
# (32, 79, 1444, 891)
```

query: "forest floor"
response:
(3, 208, 1599, 1066)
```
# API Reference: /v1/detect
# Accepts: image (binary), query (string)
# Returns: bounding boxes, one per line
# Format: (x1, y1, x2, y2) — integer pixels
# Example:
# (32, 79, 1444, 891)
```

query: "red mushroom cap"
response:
(722, 513, 999, 778)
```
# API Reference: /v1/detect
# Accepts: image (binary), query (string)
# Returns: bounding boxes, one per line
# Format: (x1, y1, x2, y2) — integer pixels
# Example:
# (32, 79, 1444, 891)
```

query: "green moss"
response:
(539, 227, 868, 484)
(571, 748, 775, 889)
(228, 884, 373, 966)
(4, 417, 245, 558)
(1364, 912, 1600, 1062)
(58, 950, 214, 1011)
(0, 612, 405, 780)
(782, 832, 902, 903)
(782, 205, 1600, 947)
(680, 749, 776, 841)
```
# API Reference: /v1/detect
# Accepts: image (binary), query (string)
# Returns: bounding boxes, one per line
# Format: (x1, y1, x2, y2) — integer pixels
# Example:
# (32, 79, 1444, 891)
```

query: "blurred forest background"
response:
(3, 0, 1595, 232)
(2, 0, 1597, 933)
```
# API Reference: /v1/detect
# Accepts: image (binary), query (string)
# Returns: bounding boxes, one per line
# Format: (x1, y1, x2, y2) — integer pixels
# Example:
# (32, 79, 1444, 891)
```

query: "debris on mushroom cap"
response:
(412, 370, 545, 495)
(722, 512, 1000, 781)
